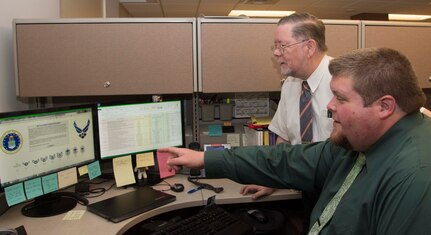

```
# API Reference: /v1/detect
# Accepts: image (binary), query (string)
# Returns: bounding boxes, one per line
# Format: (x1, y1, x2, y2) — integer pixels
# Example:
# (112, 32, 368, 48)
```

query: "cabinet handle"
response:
(103, 81, 111, 88)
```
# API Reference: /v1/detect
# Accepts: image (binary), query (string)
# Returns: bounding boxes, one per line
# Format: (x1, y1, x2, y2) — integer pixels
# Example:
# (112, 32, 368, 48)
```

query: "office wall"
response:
(0, 0, 59, 112)
(106, 0, 120, 17)
(60, 0, 103, 18)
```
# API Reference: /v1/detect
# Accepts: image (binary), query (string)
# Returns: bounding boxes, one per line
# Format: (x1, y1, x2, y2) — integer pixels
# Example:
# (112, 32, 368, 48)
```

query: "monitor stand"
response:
(133, 155, 162, 187)
(21, 192, 81, 217)
(136, 177, 162, 187)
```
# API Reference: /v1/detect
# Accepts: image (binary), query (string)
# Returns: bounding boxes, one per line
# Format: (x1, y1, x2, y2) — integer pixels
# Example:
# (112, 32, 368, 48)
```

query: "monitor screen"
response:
(0, 104, 97, 217)
(97, 100, 184, 159)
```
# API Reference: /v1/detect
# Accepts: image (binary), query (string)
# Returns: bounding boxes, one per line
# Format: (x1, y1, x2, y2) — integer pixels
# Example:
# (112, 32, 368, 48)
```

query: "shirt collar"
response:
(363, 112, 425, 171)
(306, 54, 332, 93)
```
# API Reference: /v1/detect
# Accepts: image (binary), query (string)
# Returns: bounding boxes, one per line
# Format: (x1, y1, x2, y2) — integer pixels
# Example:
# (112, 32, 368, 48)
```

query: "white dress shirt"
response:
(269, 55, 333, 144)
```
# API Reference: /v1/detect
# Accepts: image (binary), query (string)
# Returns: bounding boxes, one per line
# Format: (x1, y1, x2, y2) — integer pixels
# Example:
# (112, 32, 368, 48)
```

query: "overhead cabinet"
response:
(363, 21, 431, 88)
(14, 18, 196, 97)
(198, 18, 360, 93)
(18, 18, 431, 96)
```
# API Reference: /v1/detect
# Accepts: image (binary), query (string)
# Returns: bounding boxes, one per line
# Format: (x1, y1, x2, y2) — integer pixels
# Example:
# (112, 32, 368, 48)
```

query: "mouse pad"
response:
(87, 187, 176, 223)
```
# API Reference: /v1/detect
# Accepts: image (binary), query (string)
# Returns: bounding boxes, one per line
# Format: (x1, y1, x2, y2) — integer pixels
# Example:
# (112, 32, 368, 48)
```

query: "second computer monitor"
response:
(0, 104, 97, 217)
(96, 100, 184, 159)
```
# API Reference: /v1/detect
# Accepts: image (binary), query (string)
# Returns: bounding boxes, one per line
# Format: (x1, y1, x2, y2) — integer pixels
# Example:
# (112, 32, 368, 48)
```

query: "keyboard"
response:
(149, 205, 254, 235)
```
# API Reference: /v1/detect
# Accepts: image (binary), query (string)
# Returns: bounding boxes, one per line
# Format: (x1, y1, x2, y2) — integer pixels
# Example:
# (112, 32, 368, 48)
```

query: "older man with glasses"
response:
(240, 12, 334, 234)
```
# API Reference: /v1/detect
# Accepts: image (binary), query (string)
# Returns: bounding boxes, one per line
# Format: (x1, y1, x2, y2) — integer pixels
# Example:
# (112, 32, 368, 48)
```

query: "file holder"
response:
(219, 103, 233, 120)
(201, 104, 215, 121)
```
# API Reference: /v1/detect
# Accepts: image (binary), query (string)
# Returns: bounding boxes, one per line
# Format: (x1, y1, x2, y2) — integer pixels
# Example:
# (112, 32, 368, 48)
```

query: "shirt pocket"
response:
(317, 109, 333, 134)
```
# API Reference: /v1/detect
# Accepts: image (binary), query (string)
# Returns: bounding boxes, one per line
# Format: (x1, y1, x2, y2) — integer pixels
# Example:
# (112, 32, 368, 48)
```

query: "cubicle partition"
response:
(13, 18, 197, 97)
(197, 18, 361, 93)
(362, 21, 431, 88)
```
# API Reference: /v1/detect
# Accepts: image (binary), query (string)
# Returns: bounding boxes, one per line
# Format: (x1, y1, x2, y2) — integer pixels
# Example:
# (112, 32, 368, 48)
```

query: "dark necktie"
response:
(300, 81, 313, 143)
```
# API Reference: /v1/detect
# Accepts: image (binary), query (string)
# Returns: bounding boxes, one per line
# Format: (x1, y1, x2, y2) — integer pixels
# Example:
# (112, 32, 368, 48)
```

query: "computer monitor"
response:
(0, 104, 98, 217)
(96, 100, 184, 160)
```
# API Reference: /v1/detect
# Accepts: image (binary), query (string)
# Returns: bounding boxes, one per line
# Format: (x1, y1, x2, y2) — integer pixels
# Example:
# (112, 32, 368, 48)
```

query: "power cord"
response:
(152, 180, 173, 192)
(76, 180, 116, 199)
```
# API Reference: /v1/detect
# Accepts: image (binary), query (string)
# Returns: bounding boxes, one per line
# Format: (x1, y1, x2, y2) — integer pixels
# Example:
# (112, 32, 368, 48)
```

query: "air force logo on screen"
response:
(73, 120, 90, 139)
(1, 130, 23, 154)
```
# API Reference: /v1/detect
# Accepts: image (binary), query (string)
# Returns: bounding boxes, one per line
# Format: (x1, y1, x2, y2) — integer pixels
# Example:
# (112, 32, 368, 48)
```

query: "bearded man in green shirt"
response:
(160, 47, 431, 235)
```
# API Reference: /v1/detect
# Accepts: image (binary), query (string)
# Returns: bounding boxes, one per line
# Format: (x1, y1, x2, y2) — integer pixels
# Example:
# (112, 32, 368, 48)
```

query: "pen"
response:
(187, 185, 204, 194)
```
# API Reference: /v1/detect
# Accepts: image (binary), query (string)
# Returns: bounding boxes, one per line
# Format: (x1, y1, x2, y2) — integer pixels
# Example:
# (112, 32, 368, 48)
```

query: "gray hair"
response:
(278, 12, 328, 52)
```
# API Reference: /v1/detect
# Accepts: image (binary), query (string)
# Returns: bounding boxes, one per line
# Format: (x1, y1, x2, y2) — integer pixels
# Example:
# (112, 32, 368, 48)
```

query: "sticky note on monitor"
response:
(87, 161, 102, 180)
(112, 155, 136, 187)
(136, 152, 155, 168)
(24, 177, 43, 200)
(156, 151, 175, 179)
(5, 183, 27, 206)
(58, 168, 78, 189)
(42, 173, 58, 194)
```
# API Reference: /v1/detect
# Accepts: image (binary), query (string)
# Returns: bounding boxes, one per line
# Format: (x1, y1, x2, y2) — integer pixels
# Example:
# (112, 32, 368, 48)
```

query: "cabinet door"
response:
(199, 20, 360, 93)
(364, 22, 431, 88)
(200, 22, 279, 93)
(325, 22, 360, 57)
(15, 20, 195, 97)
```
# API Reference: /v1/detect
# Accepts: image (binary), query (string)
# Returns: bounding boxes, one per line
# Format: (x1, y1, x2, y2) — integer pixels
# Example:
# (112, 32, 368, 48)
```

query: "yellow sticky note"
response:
(78, 165, 88, 176)
(136, 152, 155, 168)
(113, 155, 136, 187)
(58, 168, 78, 189)
(63, 210, 86, 220)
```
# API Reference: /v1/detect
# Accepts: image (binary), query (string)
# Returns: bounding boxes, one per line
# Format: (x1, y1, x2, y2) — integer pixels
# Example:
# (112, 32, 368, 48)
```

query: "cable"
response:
(84, 182, 116, 198)
(187, 177, 224, 193)
(150, 180, 172, 192)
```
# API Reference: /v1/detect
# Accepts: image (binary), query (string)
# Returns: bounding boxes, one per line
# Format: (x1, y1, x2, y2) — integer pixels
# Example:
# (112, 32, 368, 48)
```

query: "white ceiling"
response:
(119, 0, 431, 21)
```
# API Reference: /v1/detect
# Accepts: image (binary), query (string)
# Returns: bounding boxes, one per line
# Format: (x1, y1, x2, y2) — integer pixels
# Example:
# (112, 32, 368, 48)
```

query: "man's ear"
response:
(306, 39, 317, 57)
(378, 95, 396, 119)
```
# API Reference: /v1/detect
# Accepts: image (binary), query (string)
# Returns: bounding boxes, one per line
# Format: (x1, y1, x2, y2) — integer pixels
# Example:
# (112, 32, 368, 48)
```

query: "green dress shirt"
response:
(204, 112, 431, 235)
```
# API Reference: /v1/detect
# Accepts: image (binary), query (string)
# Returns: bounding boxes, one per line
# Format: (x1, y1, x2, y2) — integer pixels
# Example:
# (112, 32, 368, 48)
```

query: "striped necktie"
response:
(308, 153, 366, 235)
(300, 81, 313, 143)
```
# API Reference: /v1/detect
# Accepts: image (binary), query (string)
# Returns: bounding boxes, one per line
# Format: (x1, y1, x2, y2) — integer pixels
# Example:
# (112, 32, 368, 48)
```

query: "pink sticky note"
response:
(156, 151, 176, 179)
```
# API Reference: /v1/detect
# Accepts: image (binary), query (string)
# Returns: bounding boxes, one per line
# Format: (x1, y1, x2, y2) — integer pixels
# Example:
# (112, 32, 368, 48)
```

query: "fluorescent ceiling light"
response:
(229, 10, 295, 17)
(389, 14, 431, 21)
(119, 0, 159, 3)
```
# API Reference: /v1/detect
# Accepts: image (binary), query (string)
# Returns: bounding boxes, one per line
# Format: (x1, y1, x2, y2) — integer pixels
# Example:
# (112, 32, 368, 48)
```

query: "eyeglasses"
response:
(270, 39, 309, 54)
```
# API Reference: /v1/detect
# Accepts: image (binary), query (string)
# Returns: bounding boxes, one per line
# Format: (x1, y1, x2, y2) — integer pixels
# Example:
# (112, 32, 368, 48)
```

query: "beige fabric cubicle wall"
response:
(14, 18, 196, 97)
(15, 18, 431, 97)
(362, 21, 431, 88)
(198, 18, 361, 93)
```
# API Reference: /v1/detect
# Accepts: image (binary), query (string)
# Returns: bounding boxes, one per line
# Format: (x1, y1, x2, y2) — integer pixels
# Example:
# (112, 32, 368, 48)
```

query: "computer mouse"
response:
(0, 228, 17, 235)
(247, 209, 268, 224)
(171, 183, 184, 192)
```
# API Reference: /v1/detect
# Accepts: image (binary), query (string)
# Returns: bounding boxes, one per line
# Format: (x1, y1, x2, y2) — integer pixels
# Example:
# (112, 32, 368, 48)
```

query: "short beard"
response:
(330, 130, 353, 150)
(281, 67, 295, 77)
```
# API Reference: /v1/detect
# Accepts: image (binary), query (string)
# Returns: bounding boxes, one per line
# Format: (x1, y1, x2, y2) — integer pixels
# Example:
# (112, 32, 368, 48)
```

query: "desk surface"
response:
(0, 174, 301, 234)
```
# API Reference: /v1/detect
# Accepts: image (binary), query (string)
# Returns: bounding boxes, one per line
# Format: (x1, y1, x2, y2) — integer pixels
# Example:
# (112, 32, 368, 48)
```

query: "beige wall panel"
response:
(365, 25, 431, 88)
(325, 24, 359, 57)
(200, 22, 359, 93)
(16, 22, 194, 96)
(201, 23, 280, 93)
(60, 0, 104, 18)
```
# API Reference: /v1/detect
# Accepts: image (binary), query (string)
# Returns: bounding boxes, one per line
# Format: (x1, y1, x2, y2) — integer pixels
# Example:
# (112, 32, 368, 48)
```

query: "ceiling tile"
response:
(197, 0, 239, 17)
(120, 0, 431, 19)
(121, 2, 163, 17)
